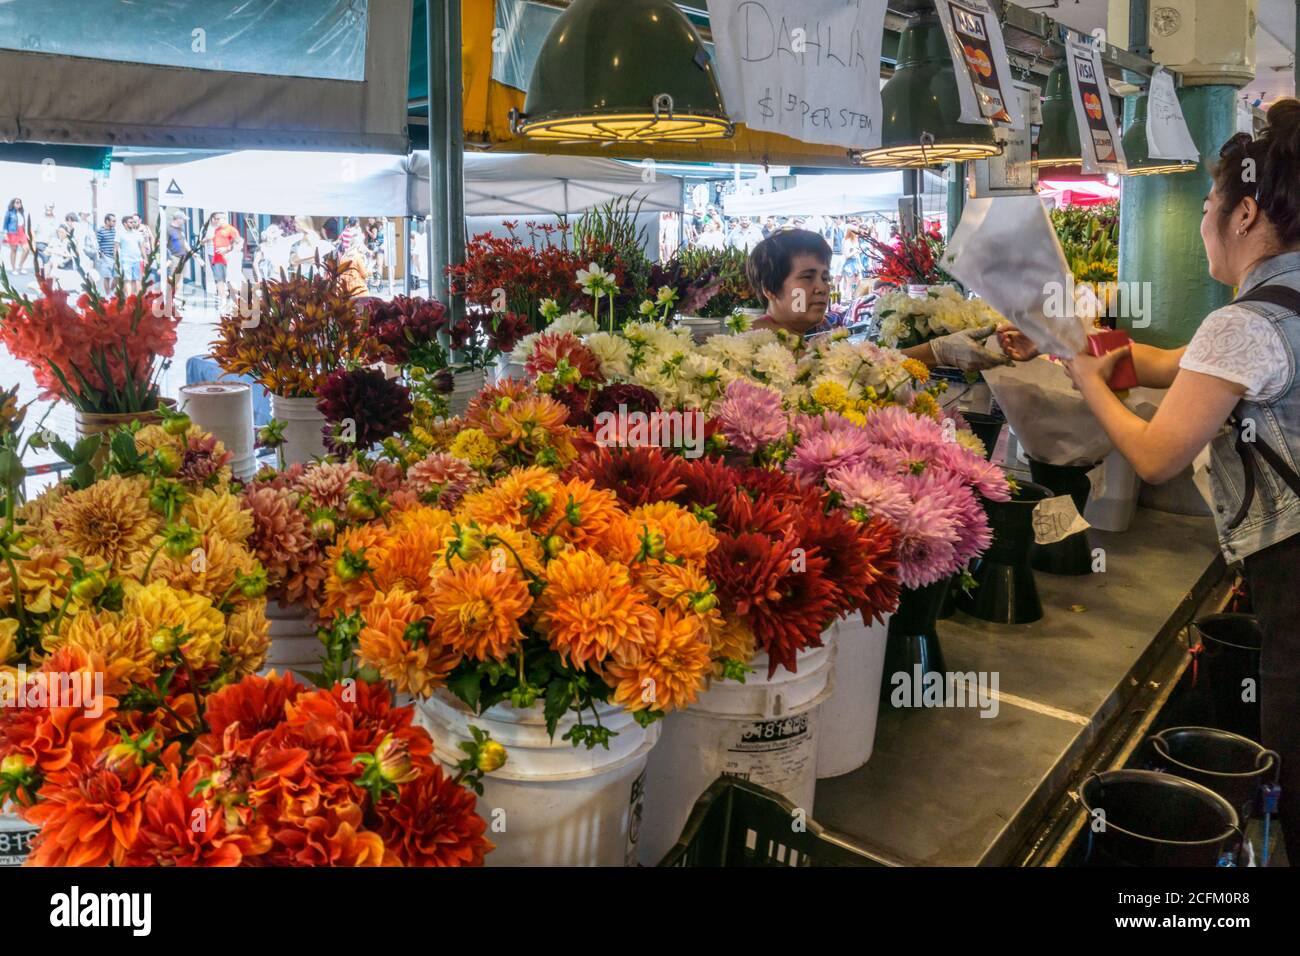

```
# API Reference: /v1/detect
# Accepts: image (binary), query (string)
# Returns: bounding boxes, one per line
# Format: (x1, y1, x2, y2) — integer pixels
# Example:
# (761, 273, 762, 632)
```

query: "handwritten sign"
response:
(1147, 66, 1199, 163)
(1065, 36, 1126, 174)
(1032, 494, 1091, 546)
(708, 0, 887, 150)
(934, 0, 1021, 129)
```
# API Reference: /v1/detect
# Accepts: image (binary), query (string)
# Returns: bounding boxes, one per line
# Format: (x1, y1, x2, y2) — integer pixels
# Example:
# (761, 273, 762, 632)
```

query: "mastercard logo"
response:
(1084, 92, 1104, 120)
(962, 45, 993, 78)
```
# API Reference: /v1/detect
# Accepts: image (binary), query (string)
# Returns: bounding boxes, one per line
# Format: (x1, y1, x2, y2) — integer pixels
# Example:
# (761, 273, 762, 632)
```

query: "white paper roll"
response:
(180, 382, 255, 476)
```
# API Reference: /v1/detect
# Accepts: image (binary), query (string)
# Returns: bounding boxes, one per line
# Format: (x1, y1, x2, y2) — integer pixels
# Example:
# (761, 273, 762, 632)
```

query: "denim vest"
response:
(1206, 252, 1300, 563)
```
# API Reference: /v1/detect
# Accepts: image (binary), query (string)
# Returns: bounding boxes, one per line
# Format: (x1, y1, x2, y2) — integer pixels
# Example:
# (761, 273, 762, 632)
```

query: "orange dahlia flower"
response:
(358, 588, 462, 698)
(24, 743, 179, 867)
(456, 466, 563, 531)
(607, 607, 713, 713)
(428, 563, 532, 662)
(374, 763, 491, 866)
(123, 763, 271, 866)
(0, 647, 118, 777)
(533, 550, 657, 669)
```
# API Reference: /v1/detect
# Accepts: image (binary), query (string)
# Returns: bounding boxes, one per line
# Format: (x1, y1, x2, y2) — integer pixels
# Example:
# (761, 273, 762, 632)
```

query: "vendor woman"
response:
(1003, 99, 1300, 861)
(744, 227, 1013, 371)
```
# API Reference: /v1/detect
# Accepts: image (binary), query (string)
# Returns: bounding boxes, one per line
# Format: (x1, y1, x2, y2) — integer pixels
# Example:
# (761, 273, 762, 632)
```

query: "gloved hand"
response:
(929, 326, 1013, 372)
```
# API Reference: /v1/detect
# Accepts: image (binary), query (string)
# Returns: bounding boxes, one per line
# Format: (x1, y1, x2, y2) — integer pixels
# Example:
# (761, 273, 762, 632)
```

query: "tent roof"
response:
(722, 173, 906, 218)
(156, 150, 683, 218)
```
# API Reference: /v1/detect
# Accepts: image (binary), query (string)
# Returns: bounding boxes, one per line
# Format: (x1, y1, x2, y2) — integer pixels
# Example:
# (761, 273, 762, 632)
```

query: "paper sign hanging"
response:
(1147, 66, 1199, 162)
(1065, 36, 1126, 174)
(707, 0, 887, 150)
(1236, 97, 1255, 135)
(933, 0, 1022, 130)
(1032, 495, 1091, 546)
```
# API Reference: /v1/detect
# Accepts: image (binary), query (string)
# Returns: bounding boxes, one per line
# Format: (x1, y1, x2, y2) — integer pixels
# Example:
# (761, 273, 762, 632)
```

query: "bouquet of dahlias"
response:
(0, 256, 179, 414)
(874, 286, 1005, 350)
(757, 399, 1011, 590)
(568, 446, 900, 676)
(210, 257, 378, 398)
(0, 667, 495, 866)
(319, 466, 730, 746)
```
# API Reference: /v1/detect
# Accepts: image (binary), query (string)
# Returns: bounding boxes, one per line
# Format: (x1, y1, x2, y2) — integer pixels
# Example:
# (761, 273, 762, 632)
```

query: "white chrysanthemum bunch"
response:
(874, 287, 1003, 348)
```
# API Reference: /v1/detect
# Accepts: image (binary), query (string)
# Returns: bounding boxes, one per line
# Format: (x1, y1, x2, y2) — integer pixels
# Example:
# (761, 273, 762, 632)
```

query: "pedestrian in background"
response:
(4, 199, 31, 274)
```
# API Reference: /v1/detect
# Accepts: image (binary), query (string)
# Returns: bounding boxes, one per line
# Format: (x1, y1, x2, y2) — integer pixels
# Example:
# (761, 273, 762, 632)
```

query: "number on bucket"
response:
(0, 825, 38, 866)
(626, 769, 647, 866)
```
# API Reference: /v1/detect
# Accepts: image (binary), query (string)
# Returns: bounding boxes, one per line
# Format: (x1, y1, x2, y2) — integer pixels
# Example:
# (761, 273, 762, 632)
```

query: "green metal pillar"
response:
(946, 162, 966, 239)
(1117, 85, 1238, 347)
(426, 0, 450, 303)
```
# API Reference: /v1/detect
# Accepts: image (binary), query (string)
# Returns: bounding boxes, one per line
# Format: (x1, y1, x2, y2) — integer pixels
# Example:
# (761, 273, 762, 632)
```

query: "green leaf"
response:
(110, 429, 139, 467)
(447, 669, 482, 711)
(543, 677, 572, 740)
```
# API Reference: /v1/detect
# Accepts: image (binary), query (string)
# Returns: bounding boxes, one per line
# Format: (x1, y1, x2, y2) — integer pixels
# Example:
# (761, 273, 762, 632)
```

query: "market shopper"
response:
(1010, 100, 1300, 862)
(204, 212, 242, 310)
(746, 228, 1014, 373)
(4, 198, 31, 274)
(95, 213, 118, 292)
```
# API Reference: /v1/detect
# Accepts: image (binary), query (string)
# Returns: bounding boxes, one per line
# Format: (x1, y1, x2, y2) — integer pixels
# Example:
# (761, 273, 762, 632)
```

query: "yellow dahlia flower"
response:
(0, 545, 74, 615)
(122, 579, 227, 671)
(224, 599, 270, 678)
(49, 475, 160, 568)
(448, 428, 499, 468)
(0, 618, 17, 664)
(46, 609, 157, 685)
(181, 488, 254, 544)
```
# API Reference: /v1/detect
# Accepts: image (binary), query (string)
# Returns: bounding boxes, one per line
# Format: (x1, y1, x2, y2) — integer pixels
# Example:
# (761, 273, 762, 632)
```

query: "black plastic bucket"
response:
(961, 412, 1003, 461)
(956, 482, 1051, 624)
(1192, 613, 1263, 742)
(1079, 770, 1239, 867)
(1028, 458, 1095, 576)
(1147, 727, 1277, 820)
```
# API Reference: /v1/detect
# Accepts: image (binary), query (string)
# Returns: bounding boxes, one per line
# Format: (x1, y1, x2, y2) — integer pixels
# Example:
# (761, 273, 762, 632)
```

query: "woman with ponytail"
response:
(1006, 99, 1300, 861)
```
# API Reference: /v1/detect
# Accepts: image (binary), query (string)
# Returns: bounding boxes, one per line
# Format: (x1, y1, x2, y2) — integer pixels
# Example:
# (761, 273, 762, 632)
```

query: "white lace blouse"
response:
(1179, 304, 1293, 403)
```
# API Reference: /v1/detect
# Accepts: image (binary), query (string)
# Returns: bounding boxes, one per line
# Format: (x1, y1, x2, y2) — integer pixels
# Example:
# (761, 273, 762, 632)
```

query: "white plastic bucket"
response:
(493, 355, 528, 384)
(180, 381, 254, 478)
(636, 640, 835, 865)
(0, 807, 38, 867)
(418, 691, 660, 866)
(269, 394, 327, 467)
(677, 315, 727, 343)
(261, 600, 321, 677)
(448, 368, 488, 418)
(816, 612, 891, 779)
(1085, 450, 1141, 532)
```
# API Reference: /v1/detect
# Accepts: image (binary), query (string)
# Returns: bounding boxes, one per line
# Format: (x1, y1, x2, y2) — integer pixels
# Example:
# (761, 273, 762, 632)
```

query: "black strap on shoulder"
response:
(1224, 285, 1300, 529)
(1231, 284, 1300, 315)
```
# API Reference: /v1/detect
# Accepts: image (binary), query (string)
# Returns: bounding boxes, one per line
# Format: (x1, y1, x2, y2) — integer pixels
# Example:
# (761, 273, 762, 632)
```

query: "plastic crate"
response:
(658, 777, 896, 867)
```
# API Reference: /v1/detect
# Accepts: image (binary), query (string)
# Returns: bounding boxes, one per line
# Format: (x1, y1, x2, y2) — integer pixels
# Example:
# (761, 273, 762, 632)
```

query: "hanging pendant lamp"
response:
(853, 10, 1001, 169)
(1120, 93, 1198, 176)
(513, 0, 732, 143)
(1033, 62, 1082, 168)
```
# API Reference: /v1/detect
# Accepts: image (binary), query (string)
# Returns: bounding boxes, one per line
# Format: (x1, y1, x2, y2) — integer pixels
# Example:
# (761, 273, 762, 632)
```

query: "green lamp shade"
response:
(1034, 63, 1082, 168)
(517, 0, 732, 142)
(854, 13, 1000, 168)
(1121, 93, 1198, 176)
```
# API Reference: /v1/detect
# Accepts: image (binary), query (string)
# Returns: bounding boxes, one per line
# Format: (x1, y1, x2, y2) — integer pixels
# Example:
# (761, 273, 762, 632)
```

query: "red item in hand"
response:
(1086, 330, 1138, 391)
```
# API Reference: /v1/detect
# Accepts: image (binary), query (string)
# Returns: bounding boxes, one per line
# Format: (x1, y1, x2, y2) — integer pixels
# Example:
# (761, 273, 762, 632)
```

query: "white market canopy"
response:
(723, 172, 906, 218)
(156, 151, 684, 219)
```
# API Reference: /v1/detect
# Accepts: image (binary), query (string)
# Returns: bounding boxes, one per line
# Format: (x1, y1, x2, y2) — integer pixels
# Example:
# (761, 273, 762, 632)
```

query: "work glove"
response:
(929, 326, 1013, 372)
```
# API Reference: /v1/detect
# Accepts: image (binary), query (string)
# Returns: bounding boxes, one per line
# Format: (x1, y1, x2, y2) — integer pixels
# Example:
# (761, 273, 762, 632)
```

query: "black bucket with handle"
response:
(1192, 613, 1263, 742)
(1147, 726, 1278, 821)
(1079, 770, 1240, 867)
